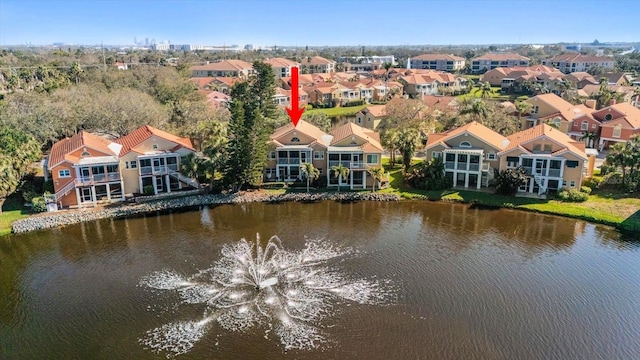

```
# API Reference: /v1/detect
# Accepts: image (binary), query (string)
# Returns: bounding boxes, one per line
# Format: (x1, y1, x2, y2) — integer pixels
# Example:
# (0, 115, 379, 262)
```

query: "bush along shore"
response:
(11, 191, 400, 234)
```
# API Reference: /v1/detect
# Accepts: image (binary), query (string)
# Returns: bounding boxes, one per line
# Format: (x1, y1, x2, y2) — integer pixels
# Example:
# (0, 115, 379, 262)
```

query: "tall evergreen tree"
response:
(224, 61, 277, 189)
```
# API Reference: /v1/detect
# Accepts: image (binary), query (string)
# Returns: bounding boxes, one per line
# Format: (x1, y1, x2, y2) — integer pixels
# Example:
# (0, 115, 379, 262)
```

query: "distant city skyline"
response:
(1, 0, 639, 47)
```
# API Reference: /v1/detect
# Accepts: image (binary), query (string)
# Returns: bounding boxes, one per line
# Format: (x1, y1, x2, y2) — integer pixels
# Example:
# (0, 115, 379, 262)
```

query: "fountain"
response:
(139, 234, 394, 357)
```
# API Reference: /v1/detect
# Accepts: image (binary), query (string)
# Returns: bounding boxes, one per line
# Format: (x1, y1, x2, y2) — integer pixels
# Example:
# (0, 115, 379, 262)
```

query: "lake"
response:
(1, 201, 639, 359)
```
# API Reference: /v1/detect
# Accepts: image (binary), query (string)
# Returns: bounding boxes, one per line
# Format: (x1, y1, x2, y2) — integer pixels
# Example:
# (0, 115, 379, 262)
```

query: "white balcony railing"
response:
(140, 164, 178, 175)
(328, 160, 365, 169)
(75, 172, 121, 185)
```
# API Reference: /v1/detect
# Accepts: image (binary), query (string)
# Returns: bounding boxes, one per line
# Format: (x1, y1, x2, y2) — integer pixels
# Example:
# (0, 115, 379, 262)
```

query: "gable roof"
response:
(115, 125, 194, 155)
(411, 53, 465, 61)
(421, 95, 458, 110)
(426, 121, 508, 150)
(527, 93, 594, 121)
(264, 57, 300, 68)
(473, 53, 530, 61)
(190, 60, 253, 72)
(330, 122, 383, 151)
(301, 56, 335, 66)
(270, 120, 329, 145)
(362, 105, 386, 117)
(48, 131, 122, 169)
(547, 53, 614, 63)
(501, 123, 586, 159)
(597, 102, 640, 129)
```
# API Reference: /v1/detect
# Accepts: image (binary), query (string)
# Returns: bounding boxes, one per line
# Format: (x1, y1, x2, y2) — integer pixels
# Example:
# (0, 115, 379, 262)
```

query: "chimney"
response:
(584, 99, 596, 109)
(609, 99, 616, 106)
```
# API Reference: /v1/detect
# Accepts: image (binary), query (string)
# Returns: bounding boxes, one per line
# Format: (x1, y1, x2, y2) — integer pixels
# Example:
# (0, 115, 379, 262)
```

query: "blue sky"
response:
(1, 0, 638, 46)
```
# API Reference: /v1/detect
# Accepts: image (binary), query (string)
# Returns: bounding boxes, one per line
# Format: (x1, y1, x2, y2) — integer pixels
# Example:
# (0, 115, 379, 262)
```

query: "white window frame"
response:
(432, 151, 443, 160)
(459, 141, 472, 148)
(581, 121, 588, 131)
(313, 151, 324, 160)
(485, 153, 497, 161)
(531, 105, 539, 114)
(268, 151, 276, 160)
(570, 180, 576, 188)
(366, 154, 379, 164)
(130, 160, 137, 169)
(58, 169, 71, 178)
(612, 125, 622, 138)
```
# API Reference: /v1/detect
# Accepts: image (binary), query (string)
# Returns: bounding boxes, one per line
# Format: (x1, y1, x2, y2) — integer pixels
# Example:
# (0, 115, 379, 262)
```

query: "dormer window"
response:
(459, 141, 471, 148)
(291, 137, 300, 143)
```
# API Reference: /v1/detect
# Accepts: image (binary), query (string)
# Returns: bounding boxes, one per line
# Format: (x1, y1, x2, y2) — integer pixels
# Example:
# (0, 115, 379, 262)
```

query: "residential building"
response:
(265, 121, 385, 190)
(190, 60, 254, 78)
(47, 131, 125, 209)
(115, 125, 199, 196)
(409, 54, 466, 72)
(471, 53, 530, 73)
(524, 93, 595, 132)
(421, 95, 459, 112)
(273, 87, 309, 108)
(399, 71, 468, 97)
(425, 121, 507, 189)
(542, 54, 615, 74)
(326, 122, 384, 190)
(499, 124, 587, 195)
(594, 102, 640, 149)
(264, 58, 300, 78)
(355, 105, 386, 129)
(299, 56, 336, 74)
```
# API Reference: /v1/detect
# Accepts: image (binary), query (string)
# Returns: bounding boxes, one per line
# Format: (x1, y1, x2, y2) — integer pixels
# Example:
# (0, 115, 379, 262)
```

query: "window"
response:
(543, 144, 552, 152)
(291, 137, 300, 143)
(604, 113, 613, 121)
(268, 151, 276, 160)
(152, 144, 158, 149)
(562, 180, 567, 187)
(566, 161, 579, 168)
(533, 144, 541, 151)
(106, 164, 118, 173)
(58, 169, 71, 178)
(366, 154, 378, 164)
(506, 156, 519, 167)
(581, 121, 588, 131)
(130, 160, 137, 169)
(485, 153, 497, 161)
(432, 151, 442, 159)
(570, 180, 576, 188)
(81, 151, 90, 157)
(531, 105, 539, 114)
(459, 141, 471, 148)
(612, 125, 622, 138)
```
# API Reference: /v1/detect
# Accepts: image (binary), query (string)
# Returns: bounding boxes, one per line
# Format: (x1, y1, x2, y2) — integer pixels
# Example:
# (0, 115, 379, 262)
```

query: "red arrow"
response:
(286, 66, 305, 127)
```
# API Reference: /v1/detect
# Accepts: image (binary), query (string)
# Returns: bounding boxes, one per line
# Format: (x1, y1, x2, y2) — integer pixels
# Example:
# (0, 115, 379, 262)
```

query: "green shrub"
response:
(494, 167, 528, 196)
(405, 157, 450, 190)
(580, 186, 592, 194)
(557, 188, 588, 202)
(343, 99, 364, 107)
(22, 190, 39, 203)
(582, 177, 601, 189)
(31, 197, 47, 212)
(143, 185, 155, 195)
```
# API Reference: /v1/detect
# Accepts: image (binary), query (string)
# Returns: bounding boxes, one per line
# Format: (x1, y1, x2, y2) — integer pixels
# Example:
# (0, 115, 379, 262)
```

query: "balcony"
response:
(75, 172, 121, 186)
(277, 158, 302, 164)
(328, 161, 365, 169)
(140, 164, 179, 175)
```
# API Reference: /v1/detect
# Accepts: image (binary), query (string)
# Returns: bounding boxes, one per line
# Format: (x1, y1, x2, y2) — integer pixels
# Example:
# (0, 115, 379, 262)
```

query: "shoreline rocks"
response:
(11, 191, 400, 234)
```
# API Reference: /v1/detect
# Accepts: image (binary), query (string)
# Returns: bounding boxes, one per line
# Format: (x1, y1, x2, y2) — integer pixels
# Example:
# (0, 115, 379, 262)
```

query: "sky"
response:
(1, 0, 639, 46)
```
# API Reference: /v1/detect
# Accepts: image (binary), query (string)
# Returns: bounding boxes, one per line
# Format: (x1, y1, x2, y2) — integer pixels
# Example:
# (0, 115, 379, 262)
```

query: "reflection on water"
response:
(1, 201, 639, 360)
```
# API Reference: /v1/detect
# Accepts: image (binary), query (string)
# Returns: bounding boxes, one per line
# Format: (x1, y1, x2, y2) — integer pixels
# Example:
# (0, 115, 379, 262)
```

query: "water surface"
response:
(1, 201, 639, 359)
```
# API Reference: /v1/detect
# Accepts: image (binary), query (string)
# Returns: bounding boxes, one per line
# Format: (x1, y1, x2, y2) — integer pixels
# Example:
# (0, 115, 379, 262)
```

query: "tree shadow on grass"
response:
(620, 209, 640, 240)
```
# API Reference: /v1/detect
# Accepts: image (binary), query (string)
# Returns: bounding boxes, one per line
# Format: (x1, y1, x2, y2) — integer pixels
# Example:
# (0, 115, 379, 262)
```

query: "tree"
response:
(405, 157, 450, 190)
(515, 100, 532, 121)
(381, 128, 400, 166)
(494, 167, 528, 196)
(460, 98, 489, 123)
(330, 164, 350, 193)
(0, 126, 41, 213)
(579, 131, 598, 148)
(479, 81, 492, 99)
(68, 62, 83, 84)
(367, 166, 385, 192)
(301, 111, 331, 133)
(301, 162, 320, 193)
(224, 61, 277, 189)
(396, 127, 421, 169)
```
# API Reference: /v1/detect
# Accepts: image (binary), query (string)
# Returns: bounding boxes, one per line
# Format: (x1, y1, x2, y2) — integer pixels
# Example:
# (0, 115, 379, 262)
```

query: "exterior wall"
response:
(600, 125, 639, 142)
(471, 59, 529, 73)
(481, 69, 508, 86)
(50, 161, 78, 207)
(410, 59, 465, 72)
(355, 112, 381, 130)
(120, 152, 141, 194)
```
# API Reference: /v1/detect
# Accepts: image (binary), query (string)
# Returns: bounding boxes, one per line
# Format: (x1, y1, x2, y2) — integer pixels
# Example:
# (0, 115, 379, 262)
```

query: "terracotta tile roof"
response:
(270, 120, 329, 145)
(48, 131, 120, 169)
(597, 103, 640, 129)
(411, 54, 465, 61)
(190, 60, 253, 72)
(421, 95, 458, 110)
(527, 94, 594, 121)
(547, 54, 614, 63)
(189, 77, 216, 89)
(564, 72, 596, 82)
(264, 57, 300, 68)
(425, 121, 508, 150)
(212, 77, 241, 86)
(473, 53, 530, 61)
(330, 122, 383, 152)
(363, 105, 386, 117)
(301, 56, 335, 66)
(115, 125, 194, 155)
(501, 123, 586, 159)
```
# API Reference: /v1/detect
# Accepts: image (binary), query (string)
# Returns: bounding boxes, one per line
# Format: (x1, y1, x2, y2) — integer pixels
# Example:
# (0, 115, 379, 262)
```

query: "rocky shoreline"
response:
(11, 191, 400, 234)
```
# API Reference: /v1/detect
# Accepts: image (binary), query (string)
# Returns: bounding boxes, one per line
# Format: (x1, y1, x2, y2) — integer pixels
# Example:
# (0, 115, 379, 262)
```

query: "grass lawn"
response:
(456, 87, 530, 102)
(0, 196, 30, 236)
(379, 158, 640, 234)
(305, 104, 367, 117)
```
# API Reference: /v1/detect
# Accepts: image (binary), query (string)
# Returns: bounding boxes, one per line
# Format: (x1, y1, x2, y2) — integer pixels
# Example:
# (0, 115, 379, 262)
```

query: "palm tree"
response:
(532, 82, 549, 95)
(367, 167, 385, 192)
(605, 142, 631, 186)
(479, 81, 492, 99)
(180, 153, 202, 180)
(381, 128, 400, 165)
(330, 164, 350, 193)
(556, 79, 574, 99)
(396, 127, 421, 169)
(515, 101, 532, 122)
(301, 162, 320, 193)
(460, 98, 489, 123)
(579, 131, 598, 149)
